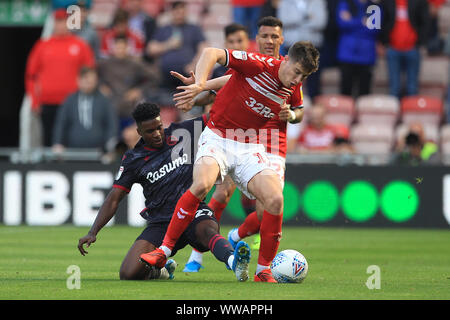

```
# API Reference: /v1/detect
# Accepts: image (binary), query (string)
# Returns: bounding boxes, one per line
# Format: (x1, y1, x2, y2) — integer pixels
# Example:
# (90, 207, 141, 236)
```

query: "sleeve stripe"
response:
(112, 184, 131, 193)
(224, 49, 229, 67)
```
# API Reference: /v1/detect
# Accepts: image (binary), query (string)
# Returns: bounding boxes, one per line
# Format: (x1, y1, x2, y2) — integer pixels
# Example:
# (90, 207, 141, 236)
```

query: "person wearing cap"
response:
(25, 8, 96, 147)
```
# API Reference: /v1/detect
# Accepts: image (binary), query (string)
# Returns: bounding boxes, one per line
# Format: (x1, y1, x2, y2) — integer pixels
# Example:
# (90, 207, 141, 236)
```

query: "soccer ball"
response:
(270, 249, 308, 283)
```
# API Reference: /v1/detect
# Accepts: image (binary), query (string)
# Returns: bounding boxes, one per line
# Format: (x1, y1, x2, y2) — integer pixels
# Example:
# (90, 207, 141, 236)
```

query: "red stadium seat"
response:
(314, 94, 355, 127)
(400, 95, 444, 126)
(356, 94, 400, 126)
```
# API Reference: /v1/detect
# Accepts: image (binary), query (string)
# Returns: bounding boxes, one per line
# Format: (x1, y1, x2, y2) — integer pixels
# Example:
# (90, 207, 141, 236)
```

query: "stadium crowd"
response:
(24, 0, 450, 165)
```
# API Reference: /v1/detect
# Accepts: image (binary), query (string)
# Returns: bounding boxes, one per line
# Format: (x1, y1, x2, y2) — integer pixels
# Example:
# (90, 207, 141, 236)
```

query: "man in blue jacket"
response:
(336, 0, 380, 98)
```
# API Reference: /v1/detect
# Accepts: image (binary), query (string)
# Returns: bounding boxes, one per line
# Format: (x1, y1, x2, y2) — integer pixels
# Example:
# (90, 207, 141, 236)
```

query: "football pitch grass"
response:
(0, 225, 449, 300)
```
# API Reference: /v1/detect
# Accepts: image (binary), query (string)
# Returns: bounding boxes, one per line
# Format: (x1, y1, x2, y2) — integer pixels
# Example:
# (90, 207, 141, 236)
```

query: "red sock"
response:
(162, 190, 201, 250)
(258, 210, 283, 267)
(208, 197, 227, 222)
(237, 211, 261, 239)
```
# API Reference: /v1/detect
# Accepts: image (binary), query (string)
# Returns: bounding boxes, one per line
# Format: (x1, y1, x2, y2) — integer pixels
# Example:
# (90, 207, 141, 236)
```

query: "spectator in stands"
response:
(336, 0, 379, 98)
(72, 0, 100, 59)
(148, 1, 207, 93)
(278, 0, 327, 99)
(231, 0, 265, 39)
(396, 122, 438, 159)
(392, 131, 440, 165)
(445, 28, 450, 123)
(321, 0, 340, 69)
(332, 124, 354, 154)
(260, 0, 280, 18)
(114, 121, 141, 158)
(25, 9, 95, 147)
(380, 0, 430, 98)
(121, 122, 140, 149)
(124, 0, 157, 63)
(100, 8, 144, 58)
(296, 104, 337, 153)
(52, 67, 118, 158)
(426, 0, 445, 55)
(97, 35, 154, 132)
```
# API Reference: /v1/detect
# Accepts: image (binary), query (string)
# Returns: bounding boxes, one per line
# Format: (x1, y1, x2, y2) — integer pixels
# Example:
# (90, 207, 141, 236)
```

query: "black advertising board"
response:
(0, 162, 449, 228)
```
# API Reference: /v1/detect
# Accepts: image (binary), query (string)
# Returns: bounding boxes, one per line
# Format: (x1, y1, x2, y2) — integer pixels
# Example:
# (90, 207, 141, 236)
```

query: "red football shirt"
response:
(389, 0, 418, 51)
(298, 124, 336, 150)
(207, 49, 303, 151)
(25, 34, 95, 110)
(100, 29, 144, 58)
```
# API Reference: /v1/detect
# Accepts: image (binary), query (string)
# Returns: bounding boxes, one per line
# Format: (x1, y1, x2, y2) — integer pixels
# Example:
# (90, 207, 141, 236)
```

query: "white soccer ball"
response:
(270, 249, 308, 283)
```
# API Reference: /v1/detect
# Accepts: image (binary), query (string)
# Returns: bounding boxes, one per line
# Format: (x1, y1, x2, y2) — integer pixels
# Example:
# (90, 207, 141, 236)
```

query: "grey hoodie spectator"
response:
(278, 0, 327, 49)
(52, 67, 118, 153)
(278, 0, 327, 98)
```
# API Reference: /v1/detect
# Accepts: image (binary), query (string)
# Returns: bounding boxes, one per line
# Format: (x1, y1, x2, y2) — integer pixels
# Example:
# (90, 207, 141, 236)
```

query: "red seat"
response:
(401, 95, 444, 126)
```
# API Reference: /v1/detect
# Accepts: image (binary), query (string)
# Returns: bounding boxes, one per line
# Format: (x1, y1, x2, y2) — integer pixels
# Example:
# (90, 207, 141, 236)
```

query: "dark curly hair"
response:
(257, 16, 283, 29)
(132, 102, 160, 124)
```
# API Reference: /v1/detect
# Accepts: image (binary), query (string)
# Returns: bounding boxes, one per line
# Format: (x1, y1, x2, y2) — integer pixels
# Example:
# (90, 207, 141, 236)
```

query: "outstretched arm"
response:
(171, 70, 231, 91)
(172, 48, 227, 111)
(171, 71, 231, 108)
(195, 47, 227, 87)
(77, 188, 128, 256)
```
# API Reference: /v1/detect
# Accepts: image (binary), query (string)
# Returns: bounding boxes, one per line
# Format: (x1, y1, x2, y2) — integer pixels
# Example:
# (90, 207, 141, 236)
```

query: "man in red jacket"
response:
(25, 9, 95, 146)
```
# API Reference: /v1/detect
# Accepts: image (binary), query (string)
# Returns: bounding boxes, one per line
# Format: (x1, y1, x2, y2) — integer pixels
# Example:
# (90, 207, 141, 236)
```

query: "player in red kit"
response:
(173, 17, 306, 278)
(140, 42, 319, 282)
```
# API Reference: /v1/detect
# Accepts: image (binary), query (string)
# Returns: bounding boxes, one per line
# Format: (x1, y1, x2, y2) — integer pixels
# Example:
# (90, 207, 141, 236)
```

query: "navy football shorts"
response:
(135, 203, 217, 256)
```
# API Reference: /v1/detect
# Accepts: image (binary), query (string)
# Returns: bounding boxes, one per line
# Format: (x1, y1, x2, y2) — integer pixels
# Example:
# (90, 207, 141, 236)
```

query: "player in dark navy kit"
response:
(77, 102, 251, 281)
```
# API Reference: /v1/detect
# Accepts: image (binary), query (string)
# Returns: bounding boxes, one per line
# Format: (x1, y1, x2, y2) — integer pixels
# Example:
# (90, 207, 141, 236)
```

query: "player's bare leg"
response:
(247, 169, 284, 282)
(210, 175, 237, 221)
(140, 156, 220, 267)
(184, 176, 236, 272)
(120, 240, 175, 280)
(228, 199, 263, 248)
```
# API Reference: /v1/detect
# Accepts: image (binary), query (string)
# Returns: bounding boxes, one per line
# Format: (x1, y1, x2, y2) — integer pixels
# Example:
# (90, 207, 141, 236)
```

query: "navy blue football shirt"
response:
(113, 115, 207, 223)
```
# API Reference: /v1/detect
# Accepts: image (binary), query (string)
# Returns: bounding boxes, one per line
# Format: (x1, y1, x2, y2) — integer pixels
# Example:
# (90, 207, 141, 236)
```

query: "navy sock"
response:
(208, 234, 233, 263)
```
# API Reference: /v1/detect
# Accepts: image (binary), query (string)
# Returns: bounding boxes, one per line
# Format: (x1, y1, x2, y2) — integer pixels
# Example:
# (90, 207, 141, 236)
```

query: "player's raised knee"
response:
(190, 180, 213, 199)
(264, 192, 284, 215)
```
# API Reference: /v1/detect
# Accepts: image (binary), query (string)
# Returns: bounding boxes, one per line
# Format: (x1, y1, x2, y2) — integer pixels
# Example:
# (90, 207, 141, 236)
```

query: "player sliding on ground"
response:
(140, 41, 319, 282)
(172, 17, 309, 277)
(78, 102, 251, 282)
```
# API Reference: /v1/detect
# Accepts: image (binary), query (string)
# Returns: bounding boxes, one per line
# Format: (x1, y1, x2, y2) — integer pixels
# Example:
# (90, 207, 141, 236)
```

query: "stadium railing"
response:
(0, 147, 403, 166)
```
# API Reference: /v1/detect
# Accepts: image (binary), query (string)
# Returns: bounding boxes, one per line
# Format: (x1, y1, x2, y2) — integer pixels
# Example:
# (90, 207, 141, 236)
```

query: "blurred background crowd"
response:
(4, 0, 450, 165)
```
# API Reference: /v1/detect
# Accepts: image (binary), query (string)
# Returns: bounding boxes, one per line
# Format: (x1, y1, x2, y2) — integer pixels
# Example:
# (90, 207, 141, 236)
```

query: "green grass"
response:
(0, 225, 449, 300)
